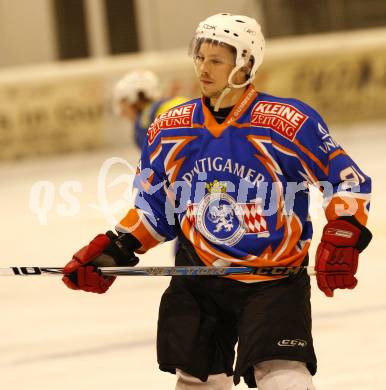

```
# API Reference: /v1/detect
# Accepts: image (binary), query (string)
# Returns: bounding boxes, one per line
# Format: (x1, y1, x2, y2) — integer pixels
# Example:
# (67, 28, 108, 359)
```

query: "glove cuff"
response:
(104, 231, 141, 266)
(337, 216, 372, 252)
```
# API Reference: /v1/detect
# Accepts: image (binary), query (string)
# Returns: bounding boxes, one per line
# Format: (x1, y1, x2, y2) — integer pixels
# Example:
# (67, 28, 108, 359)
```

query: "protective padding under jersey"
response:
(254, 360, 315, 390)
(175, 369, 233, 390)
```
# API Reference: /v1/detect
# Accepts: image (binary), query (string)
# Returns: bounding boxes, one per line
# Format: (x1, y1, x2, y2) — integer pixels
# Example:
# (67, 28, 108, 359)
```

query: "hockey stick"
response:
(0, 265, 316, 277)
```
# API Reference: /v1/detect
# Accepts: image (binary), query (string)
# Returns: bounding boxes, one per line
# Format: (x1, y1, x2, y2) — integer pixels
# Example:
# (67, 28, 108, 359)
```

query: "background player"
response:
(62, 13, 372, 389)
(113, 69, 187, 148)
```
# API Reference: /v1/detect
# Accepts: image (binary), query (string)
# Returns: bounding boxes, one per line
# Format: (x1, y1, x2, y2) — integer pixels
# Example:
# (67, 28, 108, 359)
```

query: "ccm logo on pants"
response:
(277, 339, 307, 347)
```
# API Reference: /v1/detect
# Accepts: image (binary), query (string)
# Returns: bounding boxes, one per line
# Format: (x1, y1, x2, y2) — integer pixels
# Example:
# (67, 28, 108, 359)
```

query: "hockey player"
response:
(63, 13, 372, 389)
(113, 69, 187, 148)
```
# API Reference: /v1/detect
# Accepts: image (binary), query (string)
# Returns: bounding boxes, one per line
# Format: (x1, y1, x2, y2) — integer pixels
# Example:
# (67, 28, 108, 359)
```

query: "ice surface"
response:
(0, 122, 385, 389)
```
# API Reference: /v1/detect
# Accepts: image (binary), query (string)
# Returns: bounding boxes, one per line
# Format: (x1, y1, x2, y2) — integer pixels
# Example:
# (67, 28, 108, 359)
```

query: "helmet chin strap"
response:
(213, 67, 251, 112)
(213, 86, 232, 112)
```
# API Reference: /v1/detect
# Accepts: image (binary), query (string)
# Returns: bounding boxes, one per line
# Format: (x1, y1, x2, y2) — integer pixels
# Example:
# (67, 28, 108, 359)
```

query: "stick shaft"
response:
(0, 265, 316, 277)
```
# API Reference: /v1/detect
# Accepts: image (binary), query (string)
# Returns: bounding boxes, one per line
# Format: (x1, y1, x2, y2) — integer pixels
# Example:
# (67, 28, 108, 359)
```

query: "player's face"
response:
(119, 100, 138, 121)
(194, 42, 236, 97)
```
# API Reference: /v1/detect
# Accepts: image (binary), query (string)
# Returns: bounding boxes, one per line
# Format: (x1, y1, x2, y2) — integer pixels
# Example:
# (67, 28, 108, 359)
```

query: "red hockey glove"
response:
(315, 217, 372, 297)
(62, 231, 140, 294)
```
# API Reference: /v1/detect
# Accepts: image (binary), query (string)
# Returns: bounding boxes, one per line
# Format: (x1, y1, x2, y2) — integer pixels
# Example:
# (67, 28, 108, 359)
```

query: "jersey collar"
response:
(201, 84, 258, 138)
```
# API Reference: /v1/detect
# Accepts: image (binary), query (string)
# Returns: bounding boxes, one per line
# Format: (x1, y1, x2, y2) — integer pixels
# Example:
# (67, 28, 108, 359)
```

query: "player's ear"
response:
(241, 57, 254, 75)
(237, 63, 252, 82)
(240, 66, 251, 74)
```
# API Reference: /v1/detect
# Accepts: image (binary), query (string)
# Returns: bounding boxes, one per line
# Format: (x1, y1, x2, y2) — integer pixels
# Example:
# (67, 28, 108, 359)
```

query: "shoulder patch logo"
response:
(148, 103, 196, 145)
(251, 101, 308, 141)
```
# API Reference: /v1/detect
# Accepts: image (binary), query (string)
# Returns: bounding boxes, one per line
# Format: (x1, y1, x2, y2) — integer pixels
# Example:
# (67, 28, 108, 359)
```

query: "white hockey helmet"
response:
(190, 13, 265, 88)
(113, 70, 161, 115)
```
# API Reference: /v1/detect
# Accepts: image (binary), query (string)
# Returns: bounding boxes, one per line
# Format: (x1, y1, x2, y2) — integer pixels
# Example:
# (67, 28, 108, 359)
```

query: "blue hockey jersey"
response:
(118, 85, 371, 281)
(134, 96, 188, 148)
